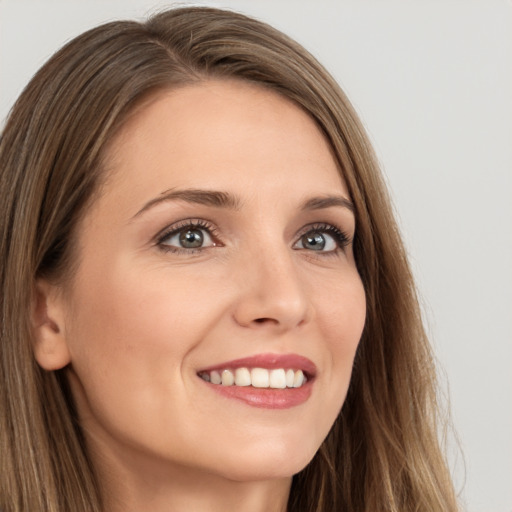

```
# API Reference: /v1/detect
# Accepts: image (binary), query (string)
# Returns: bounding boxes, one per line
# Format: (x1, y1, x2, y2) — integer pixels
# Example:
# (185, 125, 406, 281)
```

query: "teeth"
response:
(269, 369, 286, 389)
(221, 369, 234, 386)
(210, 370, 221, 385)
(293, 370, 305, 388)
(235, 367, 251, 386)
(251, 368, 269, 388)
(199, 367, 308, 389)
(286, 369, 295, 387)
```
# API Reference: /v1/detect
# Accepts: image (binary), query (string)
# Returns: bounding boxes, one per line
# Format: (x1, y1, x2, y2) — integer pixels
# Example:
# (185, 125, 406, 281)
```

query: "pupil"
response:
(179, 229, 204, 248)
(303, 232, 325, 251)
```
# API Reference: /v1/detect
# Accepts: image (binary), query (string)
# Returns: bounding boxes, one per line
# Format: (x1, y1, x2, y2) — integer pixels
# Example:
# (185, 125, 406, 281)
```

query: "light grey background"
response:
(1, 1, 511, 511)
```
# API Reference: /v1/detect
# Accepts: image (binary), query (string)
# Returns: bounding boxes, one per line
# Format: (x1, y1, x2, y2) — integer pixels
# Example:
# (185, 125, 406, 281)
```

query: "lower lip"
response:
(201, 379, 313, 409)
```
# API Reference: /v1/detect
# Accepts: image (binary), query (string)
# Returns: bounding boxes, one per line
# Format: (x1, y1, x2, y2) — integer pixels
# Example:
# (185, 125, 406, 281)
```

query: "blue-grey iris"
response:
(179, 229, 204, 248)
(301, 232, 325, 251)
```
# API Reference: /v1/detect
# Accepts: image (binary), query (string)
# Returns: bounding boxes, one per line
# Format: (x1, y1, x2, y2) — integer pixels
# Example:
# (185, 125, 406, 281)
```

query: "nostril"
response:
(254, 317, 276, 324)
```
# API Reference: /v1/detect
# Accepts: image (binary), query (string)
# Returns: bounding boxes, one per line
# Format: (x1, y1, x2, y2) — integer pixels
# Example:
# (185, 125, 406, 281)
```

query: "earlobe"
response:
(31, 279, 71, 371)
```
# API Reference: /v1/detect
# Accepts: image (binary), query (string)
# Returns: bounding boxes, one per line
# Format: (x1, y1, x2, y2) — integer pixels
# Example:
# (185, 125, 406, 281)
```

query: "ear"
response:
(31, 279, 71, 370)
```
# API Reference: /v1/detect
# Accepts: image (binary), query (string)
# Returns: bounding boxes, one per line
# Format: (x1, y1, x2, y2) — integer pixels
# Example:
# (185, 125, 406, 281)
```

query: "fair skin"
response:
(33, 80, 366, 512)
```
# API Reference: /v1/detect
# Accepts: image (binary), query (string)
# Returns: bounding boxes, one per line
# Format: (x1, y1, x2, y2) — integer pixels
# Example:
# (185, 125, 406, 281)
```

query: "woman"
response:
(0, 7, 458, 512)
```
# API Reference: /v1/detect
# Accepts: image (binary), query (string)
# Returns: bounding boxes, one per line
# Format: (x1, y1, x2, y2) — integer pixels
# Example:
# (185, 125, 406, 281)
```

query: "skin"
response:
(33, 80, 366, 512)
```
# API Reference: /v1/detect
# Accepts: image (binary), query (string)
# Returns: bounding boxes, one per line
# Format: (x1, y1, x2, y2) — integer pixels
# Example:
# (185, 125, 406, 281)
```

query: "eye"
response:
(158, 221, 216, 252)
(296, 231, 336, 252)
(294, 224, 349, 253)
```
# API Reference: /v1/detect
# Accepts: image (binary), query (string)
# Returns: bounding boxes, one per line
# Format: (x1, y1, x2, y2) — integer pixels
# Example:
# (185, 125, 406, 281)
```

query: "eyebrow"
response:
(300, 195, 355, 213)
(132, 188, 242, 219)
(132, 188, 354, 219)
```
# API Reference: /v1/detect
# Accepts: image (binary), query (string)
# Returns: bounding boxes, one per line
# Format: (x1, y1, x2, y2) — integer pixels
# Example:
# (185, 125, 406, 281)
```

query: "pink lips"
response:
(197, 353, 316, 409)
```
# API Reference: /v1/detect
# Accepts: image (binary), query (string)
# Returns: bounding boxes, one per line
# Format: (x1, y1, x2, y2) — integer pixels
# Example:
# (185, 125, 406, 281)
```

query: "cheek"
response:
(62, 264, 229, 461)
(65, 268, 208, 379)
(63, 266, 199, 411)
(319, 270, 366, 352)
(315, 270, 366, 404)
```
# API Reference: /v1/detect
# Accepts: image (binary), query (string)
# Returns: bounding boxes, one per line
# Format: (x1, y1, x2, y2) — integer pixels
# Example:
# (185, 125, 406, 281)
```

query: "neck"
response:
(108, 474, 290, 512)
(91, 442, 291, 512)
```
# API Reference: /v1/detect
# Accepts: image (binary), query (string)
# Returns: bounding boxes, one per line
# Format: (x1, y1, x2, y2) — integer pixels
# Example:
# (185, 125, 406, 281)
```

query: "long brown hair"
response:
(0, 7, 458, 512)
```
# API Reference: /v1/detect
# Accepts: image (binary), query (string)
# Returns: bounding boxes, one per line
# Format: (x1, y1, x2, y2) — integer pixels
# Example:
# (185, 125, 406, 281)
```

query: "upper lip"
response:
(197, 353, 317, 378)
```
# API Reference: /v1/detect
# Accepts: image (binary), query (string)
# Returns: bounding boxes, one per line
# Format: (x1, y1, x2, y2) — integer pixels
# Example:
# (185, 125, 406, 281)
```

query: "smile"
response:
(196, 353, 316, 409)
(198, 367, 307, 388)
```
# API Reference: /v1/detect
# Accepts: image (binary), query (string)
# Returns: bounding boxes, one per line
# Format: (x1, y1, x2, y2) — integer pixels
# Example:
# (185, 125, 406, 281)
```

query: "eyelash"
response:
(155, 220, 351, 255)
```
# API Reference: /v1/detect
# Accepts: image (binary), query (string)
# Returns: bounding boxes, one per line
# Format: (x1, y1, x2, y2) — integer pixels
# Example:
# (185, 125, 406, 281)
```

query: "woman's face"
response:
(55, 80, 366, 482)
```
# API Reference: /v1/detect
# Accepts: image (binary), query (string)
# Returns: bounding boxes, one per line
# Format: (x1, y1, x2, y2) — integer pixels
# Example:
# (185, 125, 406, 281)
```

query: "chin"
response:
(208, 436, 320, 482)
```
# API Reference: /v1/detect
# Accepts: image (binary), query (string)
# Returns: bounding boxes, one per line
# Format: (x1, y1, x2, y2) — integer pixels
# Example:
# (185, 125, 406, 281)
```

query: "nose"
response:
(232, 246, 312, 332)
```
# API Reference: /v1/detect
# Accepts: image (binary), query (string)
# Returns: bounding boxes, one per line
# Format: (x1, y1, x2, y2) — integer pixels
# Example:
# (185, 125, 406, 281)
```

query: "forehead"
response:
(100, 80, 347, 211)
